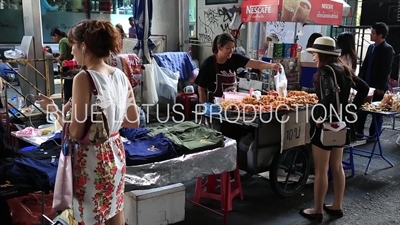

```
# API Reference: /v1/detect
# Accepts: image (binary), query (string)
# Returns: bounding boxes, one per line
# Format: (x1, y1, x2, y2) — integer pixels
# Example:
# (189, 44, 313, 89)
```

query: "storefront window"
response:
(41, 0, 87, 43)
(90, 0, 134, 38)
(189, 0, 197, 38)
(0, 0, 24, 43)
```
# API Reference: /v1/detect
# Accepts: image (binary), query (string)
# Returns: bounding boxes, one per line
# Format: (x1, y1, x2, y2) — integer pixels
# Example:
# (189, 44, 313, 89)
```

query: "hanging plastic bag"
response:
(274, 65, 287, 97)
(142, 62, 159, 105)
(229, 12, 243, 39)
(150, 59, 179, 104)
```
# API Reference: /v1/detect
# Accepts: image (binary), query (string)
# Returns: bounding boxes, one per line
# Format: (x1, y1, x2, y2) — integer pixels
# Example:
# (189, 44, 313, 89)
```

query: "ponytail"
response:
(212, 35, 220, 54)
(211, 33, 235, 54)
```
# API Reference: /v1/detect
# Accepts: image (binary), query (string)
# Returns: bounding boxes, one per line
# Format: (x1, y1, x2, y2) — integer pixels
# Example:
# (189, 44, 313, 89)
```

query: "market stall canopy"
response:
(241, 0, 345, 25)
(331, 0, 352, 17)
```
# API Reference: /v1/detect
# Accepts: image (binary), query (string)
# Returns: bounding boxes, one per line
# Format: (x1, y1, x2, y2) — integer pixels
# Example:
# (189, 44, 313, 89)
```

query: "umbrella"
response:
(133, 0, 156, 63)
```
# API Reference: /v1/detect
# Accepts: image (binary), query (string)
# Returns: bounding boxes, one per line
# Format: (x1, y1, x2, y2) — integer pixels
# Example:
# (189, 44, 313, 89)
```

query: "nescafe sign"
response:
(241, 0, 279, 22)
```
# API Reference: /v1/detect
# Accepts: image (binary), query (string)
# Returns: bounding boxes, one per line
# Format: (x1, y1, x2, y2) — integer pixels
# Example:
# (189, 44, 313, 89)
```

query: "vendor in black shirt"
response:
(195, 33, 280, 103)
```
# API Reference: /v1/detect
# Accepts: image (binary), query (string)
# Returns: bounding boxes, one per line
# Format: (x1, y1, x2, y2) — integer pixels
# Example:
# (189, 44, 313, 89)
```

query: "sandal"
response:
(299, 208, 323, 222)
(323, 204, 344, 217)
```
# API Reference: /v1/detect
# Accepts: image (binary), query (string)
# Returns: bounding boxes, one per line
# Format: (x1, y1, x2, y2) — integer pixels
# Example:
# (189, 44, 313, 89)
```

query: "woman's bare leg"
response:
(303, 144, 330, 214)
(326, 147, 345, 210)
(105, 211, 125, 225)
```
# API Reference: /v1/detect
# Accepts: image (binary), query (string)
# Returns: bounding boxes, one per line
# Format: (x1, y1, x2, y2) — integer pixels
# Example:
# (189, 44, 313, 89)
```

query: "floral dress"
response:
(72, 69, 130, 224)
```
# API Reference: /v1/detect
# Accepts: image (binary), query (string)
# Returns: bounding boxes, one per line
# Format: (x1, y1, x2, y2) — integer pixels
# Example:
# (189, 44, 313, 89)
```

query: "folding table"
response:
(351, 110, 399, 174)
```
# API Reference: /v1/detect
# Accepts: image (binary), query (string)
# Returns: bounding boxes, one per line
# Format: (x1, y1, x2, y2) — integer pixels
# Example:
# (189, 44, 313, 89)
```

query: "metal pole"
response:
(22, 0, 46, 95)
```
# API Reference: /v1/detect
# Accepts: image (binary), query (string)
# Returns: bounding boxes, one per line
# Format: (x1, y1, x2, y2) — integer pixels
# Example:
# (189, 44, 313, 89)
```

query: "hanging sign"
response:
(241, 0, 279, 22)
(280, 0, 343, 25)
(280, 110, 308, 153)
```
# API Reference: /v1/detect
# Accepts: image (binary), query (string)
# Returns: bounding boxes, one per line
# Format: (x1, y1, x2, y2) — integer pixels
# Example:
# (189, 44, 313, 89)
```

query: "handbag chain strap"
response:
(319, 65, 341, 118)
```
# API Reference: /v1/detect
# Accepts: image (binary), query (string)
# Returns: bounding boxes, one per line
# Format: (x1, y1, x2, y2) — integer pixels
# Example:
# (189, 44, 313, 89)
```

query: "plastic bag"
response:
(274, 65, 288, 97)
(142, 62, 159, 105)
(229, 12, 244, 30)
(7, 193, 57, 225)
(150, 59, 179, 103)
(15, 127, 42, 137)
(4, 49, 26, 59)
(53, 209, 78, 225)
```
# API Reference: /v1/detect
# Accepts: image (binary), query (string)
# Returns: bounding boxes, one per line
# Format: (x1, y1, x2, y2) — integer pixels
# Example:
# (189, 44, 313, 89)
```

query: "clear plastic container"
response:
(223, 92, 249, 101)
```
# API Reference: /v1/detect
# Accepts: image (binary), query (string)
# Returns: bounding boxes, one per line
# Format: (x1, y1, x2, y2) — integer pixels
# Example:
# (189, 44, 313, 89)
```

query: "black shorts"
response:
(309, 123, 335, 151)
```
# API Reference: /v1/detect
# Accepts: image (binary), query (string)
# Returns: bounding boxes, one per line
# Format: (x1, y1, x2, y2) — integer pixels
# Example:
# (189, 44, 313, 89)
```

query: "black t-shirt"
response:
(195, 53, 250, 98)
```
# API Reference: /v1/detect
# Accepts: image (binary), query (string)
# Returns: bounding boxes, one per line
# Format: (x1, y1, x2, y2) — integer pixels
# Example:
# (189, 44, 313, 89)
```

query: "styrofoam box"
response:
(124, 183, 186, 225)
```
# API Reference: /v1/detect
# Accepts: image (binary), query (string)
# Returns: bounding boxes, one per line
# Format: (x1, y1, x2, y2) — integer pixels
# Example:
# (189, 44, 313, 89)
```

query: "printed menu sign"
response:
(279, 0, 343, 25)
(241, 0, 279, 22)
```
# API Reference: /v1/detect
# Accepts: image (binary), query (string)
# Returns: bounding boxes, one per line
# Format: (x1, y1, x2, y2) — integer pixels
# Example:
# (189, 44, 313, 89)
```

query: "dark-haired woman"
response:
(337, 32, 357, 71)
(51, 28, 74, 102)
(299, 32, 323, 91)
(195, 33, 280, 103)
(38, 20, 139, 225)
(299, 37, 368, 222)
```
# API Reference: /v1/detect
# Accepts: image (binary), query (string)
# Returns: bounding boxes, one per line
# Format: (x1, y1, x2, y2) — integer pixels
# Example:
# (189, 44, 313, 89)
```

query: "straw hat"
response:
(306, 37, 341, 56)
(267, 33, 279, 43)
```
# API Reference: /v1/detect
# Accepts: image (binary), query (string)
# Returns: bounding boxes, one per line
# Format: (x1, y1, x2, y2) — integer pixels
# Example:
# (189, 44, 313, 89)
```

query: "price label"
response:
(281, 110, 307, 152)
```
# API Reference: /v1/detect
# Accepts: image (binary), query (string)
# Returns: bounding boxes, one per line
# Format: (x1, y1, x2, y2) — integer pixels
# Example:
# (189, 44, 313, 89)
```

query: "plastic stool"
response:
(342, 146, 355, 177)
(193, 166, 243, 211)
(21, 146, 37, 151)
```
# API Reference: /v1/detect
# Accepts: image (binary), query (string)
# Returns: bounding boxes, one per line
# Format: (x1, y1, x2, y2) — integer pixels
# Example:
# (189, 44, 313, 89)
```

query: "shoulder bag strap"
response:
(84, 70, 104, 111)
(325, 65, 341, 117)
(84, 70, 98, 96)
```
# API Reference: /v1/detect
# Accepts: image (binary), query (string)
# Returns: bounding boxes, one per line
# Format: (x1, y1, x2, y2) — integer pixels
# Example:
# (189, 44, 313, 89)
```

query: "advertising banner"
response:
(280, 0, 343, 25)
(241, 0, 279, 22)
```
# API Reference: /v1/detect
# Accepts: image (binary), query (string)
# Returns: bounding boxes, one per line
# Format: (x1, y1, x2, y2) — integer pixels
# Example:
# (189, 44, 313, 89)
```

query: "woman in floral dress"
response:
(38, 19, 139, 225)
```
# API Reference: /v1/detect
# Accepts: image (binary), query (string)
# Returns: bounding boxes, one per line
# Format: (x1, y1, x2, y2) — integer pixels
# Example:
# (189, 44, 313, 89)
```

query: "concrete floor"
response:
(176, 119, 400, 225)
(5, 86, 400, 225)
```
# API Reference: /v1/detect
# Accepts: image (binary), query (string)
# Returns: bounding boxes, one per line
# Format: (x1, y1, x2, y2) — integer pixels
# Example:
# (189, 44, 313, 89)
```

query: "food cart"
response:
(210, 0, 346, 198)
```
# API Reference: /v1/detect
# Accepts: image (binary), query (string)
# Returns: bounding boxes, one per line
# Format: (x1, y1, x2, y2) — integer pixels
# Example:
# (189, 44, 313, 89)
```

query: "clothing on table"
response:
(8, 158, 58, 191)
(195, 53, 249, 101)
(120, 127, 150, 140)
(20, 133, 62, 161)
(73, 69, 130, 225)
(124, 133, 176, 166)
(310, 63, 369, 150)
(148, 121, 225, 154)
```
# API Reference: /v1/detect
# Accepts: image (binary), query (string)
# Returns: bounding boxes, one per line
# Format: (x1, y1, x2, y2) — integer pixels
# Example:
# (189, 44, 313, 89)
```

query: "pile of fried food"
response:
(220, 90, 319, 113)
(363, 93, 400, 112)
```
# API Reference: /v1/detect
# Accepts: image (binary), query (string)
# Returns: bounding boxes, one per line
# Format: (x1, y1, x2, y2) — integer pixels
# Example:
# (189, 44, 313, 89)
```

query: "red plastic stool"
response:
(193, 166, 243, 211)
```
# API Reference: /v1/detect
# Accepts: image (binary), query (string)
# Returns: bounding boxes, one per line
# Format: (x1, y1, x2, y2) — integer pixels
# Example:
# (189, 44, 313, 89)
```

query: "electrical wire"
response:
(23, 93, 62, 147)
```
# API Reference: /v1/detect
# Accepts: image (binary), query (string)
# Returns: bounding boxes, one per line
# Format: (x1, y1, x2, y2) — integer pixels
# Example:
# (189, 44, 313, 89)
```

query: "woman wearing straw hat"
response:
(299, 37, 369, 222)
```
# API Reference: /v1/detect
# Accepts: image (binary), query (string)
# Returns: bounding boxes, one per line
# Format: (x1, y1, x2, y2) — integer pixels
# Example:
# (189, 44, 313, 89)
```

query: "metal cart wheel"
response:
(269, 146, 310, 198)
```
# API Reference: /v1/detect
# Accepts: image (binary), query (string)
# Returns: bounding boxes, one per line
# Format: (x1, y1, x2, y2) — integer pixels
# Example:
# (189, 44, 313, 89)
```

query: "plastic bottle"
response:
(10, 96, 19, 108)
(18, 97, 24, 109)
